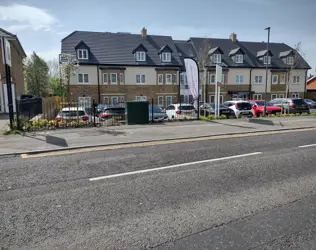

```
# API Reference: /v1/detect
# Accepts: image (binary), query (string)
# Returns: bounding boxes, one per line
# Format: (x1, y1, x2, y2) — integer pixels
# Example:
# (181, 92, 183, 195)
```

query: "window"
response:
(136, 74, 146, 84)
(120, 73, 124, 84)
(255, 76, 263, 84)
(103, 73, 108, 84)
(271, 94, 278, 100)
(173, 74, 177, 84)
(103, 97, 109, 105)
(212, 54, 221, 63)
(136, 96, 147, 101)
(235, 54, 243, 63)
(111, 96, 118, 105)
(209, 74, 216, 84)
(280, 75, 285, 84)
(236, 75, 244, 84)
(209, 95, 223, 103)
(279, 94, 284, 98)
(77, 49, 88, 59)
(158, 96, 163, 106)
(253, 94, 262, 100)
(78, 73, 89, 83)
(221, 74, 225, 83)
(162, 52, 171, 62)
(110, 73, 117, 84)
(136, 51, 146, 62)
(292, 93, 300, 98)
(180, 74, 185, 85)
(286, 56, 294, 65)
(166, 96, 172, 107)
(78, 97, 91, 108)
(263, 56, 271, 64)
(157, 74, 163, 84)
(293, 75, 300, 84)
(166, 74, 172, 84)
(272, 75, 278, 84)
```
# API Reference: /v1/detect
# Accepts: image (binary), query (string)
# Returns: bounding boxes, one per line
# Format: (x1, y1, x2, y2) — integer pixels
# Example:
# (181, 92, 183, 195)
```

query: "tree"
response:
(47, 58, 59, 77)
(24, 52, 50, 97)
(49, 75, 65, 97)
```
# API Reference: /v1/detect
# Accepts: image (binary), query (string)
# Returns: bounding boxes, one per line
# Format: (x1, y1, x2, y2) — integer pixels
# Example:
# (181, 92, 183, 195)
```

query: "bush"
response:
(302, 112, 309, 116)
(295, 113, 301, 116)
(219, 115, 227, 119)
(310, 111, 316, 116)
(1, 129, 22, 135)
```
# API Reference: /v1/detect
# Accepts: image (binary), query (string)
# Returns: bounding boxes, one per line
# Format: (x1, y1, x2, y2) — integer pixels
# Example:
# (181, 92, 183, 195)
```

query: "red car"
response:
(248, 100, 282, 117)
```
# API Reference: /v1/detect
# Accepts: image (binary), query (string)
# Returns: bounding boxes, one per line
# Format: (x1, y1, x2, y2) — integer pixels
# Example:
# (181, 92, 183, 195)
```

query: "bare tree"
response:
(47, 58, 60, 77)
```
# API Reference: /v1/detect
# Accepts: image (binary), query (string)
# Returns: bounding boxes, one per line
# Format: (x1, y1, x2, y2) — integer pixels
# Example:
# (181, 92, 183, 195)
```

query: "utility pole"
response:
(263, 27, 270, 117)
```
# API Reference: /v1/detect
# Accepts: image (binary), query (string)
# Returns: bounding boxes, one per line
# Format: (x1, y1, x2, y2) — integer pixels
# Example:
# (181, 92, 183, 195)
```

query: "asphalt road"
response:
(1, 129, 316, 250)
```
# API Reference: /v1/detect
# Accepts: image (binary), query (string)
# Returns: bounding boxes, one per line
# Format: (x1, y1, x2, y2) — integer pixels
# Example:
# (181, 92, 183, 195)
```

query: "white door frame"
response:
(0, 82, 4, 113)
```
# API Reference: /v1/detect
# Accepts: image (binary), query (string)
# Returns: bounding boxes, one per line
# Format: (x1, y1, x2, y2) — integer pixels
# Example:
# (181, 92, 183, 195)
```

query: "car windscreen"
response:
(255, 101, 265, 106)
(60, 111, 86, 116)
(209, 104, 227, 109)
(292, 99, 307, 105)
(104, 108, 125, 113)
(150, 106, 163, 113)
(180, 106, 195, 110)
(236, 102, 252, 109)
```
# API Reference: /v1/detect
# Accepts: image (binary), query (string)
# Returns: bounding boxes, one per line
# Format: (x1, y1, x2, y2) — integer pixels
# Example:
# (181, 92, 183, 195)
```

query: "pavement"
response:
(0, 116, 316, 155)
(1, 129, 316, 249)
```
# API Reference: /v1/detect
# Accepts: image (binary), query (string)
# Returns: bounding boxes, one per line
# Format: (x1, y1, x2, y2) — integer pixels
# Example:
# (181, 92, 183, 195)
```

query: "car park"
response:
(247, 100, 282, 117)
(222, 101, 254, 118)
(269, 98, 310, 114)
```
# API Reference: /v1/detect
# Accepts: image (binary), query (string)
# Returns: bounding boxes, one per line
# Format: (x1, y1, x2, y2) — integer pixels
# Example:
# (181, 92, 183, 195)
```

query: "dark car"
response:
(200, 103, 235, 118)
(96, 104, 105, 114)
(269, 98, 310, 114)
(304, 99, 316, 109)
(149, 105, 168, 121)
(99, 106, 126, 120)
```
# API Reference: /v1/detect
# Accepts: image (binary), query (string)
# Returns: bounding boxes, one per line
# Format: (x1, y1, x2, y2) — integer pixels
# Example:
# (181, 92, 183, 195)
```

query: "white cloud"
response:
(0, 4, 58, 32)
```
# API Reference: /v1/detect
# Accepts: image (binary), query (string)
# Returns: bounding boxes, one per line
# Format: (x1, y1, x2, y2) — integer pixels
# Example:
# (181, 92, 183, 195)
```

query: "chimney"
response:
(229, 33, 237, 42)
(141, 27, 147, 38)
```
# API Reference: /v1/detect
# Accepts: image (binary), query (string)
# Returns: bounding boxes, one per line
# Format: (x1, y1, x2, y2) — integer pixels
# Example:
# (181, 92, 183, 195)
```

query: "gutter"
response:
(304, 69, 307, 98)
(249, 68, 253, 99)
(97, 65, 100, 103)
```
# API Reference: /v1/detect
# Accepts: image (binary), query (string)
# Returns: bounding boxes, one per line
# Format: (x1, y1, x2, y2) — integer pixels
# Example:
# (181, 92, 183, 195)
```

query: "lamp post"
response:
(263, 27, 270, 116)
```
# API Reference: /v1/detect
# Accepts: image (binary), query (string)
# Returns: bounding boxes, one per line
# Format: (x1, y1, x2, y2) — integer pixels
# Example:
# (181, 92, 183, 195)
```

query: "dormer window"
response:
(286, 56, 294, 65)
(77, 49, 88, 60)
(235, 54, 243, 63)
(136, 51, 146, 62)
(263, 56, 271, 65)
(162, 52, 171, 62)
(212, 54, 221, 63)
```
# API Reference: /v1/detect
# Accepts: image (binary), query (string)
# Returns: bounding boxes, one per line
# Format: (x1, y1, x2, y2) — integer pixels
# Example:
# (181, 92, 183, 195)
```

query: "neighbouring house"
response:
(306, 75, 316, 100)
(60, 28, 311, 107)
(0, 28, 26, 113)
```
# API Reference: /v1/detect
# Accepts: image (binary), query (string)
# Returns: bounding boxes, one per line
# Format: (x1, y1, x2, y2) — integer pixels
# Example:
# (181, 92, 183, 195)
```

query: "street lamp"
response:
(263, 27, 270, 116)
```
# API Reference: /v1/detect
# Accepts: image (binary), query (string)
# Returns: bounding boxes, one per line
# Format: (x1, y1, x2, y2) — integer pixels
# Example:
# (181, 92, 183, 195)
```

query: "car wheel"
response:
(257, 112, 262, 117)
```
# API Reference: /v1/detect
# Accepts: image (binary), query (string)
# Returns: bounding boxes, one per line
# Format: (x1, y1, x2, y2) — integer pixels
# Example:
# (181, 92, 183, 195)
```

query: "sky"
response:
(0, 0, 315, 74)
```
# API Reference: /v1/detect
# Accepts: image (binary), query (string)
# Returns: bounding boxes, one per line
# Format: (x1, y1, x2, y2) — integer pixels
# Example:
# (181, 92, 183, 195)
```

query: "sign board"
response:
(1, 37, 12, 67)
(216, 64, 222, 83)
(184, 58, 199, 100)
(59, 53, 77, 63)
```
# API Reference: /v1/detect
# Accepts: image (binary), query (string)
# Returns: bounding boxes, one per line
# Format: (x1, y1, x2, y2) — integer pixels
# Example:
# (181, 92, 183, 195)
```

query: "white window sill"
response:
(253, 82, 263, 84)
(166, 83, 172, 85)
(110, 82, 117, 85)
(136, 83, 146, 84)
(78, 82, 89, 84)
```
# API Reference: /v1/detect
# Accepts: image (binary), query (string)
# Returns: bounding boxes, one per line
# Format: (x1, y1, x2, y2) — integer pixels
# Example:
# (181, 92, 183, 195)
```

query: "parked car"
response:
(149, 105, 168, 121)
(99, 106, 126, 120)
(95, 104, 105, 114)
(200, 103, 235, 118)
(247, 100, 282, 117)
(222, 101, 254, 118)
(304, 99, 316, 109)
(269, 98, 310, 114)
(164, 104, 197, 119)
(55, 107, 90, 122)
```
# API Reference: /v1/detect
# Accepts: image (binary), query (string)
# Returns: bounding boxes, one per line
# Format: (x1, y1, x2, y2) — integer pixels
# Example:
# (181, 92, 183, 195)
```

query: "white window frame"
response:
(292, 93, 300, 98)
(119, 96, 125, 103)
(166, 96, 173, 107)
(136, 74, 146, 84)
(110, 73, 117, 84)
(158, 74, 163, 85)
(136, 96, 147, 101)
(235, 54, 243, 63)
(78, 73, 89, 84)
(279, 94, 285, 98)
(253, 94, 262, 100)
(173, 74, 177, 84)
(136, 51, 146, 62)
(165, 74, 172, 85)
(272, 75, 278, 84)
(286, 56, 294, 65)
(293, 75, 300, 84)
(209, 95, 223, 103)
(236, 74, 244, 84)
(254, 76, 263, 84)
(263, 56, 271, 65)
(212, 54, 221, 63)
(280, 74, 286, 84)
(103, 73, 108, 84)
(78, 97, 91, 108)
(111, 96, 118, 105)
(209, 74, 216, 84)
(221, 74, 225, 83)
(103, 96, 109, 105)
(120, 73, 124, 84)
(162, 52, 171, 62)
(271, 94, 278, 100)
(158, 96, 163, 106)
(77, 49, 88, 60)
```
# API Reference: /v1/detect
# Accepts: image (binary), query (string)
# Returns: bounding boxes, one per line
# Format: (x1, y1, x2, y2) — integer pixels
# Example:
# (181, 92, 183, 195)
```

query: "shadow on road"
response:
(248, 119, 278, 126)
(22, 134, 69, 147)
(209, 120, 256, 129)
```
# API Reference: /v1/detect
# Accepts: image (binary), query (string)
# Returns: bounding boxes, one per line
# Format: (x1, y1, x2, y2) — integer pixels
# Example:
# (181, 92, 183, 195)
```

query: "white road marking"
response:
(89, 152, 262, 181)
(298, 144, 316, 148)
